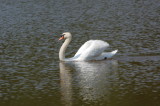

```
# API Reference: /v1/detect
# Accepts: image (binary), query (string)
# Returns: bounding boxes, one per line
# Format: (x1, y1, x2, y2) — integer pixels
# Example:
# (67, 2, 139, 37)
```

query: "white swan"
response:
(59, 32, 118, 61)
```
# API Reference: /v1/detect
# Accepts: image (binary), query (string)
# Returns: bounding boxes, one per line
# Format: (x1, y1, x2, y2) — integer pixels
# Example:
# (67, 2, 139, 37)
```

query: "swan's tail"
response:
(111, 49, 118, 56)
(105, 49, 118, 58)
(94, 50, 118, 60)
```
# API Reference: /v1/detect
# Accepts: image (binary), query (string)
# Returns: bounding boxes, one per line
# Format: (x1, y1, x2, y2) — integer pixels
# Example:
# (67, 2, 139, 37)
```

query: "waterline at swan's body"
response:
(59, 32, 118, 61)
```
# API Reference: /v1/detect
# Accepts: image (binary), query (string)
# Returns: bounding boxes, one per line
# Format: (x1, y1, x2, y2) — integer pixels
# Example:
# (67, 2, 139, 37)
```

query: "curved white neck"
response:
(59, 37, 72, 61)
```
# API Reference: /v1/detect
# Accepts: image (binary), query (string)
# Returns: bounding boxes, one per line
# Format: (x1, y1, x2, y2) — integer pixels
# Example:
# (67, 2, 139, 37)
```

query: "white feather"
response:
(59, 32, 118, 61)
(74, 40, 109, 61)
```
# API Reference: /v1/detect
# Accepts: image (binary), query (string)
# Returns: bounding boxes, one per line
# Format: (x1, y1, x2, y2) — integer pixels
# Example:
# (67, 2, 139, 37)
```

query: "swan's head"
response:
(59, 32, 72, 40)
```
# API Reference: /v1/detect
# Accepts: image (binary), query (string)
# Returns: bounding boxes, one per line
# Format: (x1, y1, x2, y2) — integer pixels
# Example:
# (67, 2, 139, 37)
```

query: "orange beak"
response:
(59, 36, 64, 40)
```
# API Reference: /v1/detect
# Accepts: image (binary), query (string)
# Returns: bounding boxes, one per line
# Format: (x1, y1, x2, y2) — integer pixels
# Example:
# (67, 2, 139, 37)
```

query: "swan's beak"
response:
(59, 36, 64, 40)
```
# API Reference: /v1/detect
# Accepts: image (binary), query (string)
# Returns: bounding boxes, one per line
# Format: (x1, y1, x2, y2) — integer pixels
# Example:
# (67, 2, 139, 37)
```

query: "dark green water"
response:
(0, 0, 160, 106)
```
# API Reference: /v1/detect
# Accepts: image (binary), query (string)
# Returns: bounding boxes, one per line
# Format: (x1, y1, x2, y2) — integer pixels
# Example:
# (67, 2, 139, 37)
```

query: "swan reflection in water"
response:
(59, 60, 118, 105)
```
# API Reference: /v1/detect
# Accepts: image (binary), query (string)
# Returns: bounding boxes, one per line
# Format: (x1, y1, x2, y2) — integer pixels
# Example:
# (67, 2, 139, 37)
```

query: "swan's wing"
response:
(74, 40, 94, 57)
(75, 40, 109, 60)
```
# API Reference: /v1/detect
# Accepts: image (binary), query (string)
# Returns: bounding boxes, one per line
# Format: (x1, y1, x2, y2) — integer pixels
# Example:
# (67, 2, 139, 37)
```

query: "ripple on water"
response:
(0, 0, 160, 105)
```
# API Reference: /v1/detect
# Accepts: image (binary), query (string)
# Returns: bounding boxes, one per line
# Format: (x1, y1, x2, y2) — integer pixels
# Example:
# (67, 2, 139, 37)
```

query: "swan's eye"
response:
(61, 34, 65, 37)
(59, 34, 65, 40)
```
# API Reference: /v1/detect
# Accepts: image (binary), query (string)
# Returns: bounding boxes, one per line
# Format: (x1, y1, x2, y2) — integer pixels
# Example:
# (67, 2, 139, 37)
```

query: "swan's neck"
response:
(59, 37, 72, 61)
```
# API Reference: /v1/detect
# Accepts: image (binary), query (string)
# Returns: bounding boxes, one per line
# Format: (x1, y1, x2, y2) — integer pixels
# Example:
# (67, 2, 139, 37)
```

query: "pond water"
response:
(0, 0, 160, 106)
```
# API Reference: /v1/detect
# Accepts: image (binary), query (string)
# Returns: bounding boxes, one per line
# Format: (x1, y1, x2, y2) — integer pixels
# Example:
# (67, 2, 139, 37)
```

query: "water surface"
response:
(0, 0, 160, 106)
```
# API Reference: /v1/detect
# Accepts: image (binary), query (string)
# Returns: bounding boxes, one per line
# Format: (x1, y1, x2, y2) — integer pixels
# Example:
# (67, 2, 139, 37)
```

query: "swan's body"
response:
(59, 32, 118, 61)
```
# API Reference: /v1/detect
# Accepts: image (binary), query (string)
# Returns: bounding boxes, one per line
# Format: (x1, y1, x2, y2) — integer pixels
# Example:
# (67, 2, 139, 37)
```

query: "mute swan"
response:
(59, 32, 118, 61)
